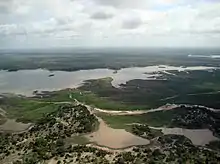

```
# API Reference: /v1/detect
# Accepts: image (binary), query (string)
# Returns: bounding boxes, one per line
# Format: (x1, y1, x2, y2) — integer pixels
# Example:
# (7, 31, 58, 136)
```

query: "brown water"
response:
(153, 127, 219, 146)
(86, 118, 150, 149)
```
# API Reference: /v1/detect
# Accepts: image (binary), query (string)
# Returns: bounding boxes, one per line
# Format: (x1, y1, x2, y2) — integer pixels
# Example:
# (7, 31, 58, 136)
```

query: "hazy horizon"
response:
(1, 46, 220, 53)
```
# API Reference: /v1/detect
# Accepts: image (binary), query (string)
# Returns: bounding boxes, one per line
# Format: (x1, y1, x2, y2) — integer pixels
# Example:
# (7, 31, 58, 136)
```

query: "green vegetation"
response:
(0, 115, 7, 125)
(155, 135, 220, 163)
(69, 90, 139, 110)
(37, 88, 143, 111)
(0, 95, 219, 163)
(97, 110, 178, 129)
(0, 104, 99, 164)
(47, 69, 220, 111)
(206, 141, 220, 151)
(35, 89, 74, 102)
(131, 124, 163, 139)
(113, 135, 220, 164)
(1, 49, 220, 163)
(0, 96, 60, 123)
(16, 65, 220, 112)
(96, 113, 147, 129)
(98, 105, 220, 138)
(145, 105, 220, 137)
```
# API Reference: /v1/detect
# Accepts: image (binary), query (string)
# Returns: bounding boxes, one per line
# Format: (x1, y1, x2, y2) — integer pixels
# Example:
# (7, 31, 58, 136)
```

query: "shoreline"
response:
(0, 65, 217, 96)
(0, 63, 218, 72)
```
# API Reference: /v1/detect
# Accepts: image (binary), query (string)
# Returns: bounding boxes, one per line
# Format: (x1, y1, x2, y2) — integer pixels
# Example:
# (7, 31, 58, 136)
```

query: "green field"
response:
(96, 113, 145, 129)
(96, 111, 174, 129)
(38, 88, 145, 111)
(0, 96, 60, 123)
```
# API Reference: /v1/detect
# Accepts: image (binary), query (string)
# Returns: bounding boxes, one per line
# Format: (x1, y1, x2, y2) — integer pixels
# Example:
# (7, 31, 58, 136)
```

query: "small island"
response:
(48, 74, 55, 77)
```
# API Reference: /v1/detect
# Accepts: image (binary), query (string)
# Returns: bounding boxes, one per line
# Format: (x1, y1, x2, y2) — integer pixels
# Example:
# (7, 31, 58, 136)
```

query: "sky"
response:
(0, 0, 220, 49)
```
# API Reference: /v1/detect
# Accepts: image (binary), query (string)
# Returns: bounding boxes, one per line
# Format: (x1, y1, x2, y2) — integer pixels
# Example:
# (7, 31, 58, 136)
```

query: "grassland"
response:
(0, 96, 60, 123)
(96, 113, 145, 129)
(96, 111, 173, 129)
(38, 88, 144, 111)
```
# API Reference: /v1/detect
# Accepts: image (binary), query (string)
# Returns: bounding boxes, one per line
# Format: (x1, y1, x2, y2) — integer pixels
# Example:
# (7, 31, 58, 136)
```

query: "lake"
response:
(0, 65, 216, 96)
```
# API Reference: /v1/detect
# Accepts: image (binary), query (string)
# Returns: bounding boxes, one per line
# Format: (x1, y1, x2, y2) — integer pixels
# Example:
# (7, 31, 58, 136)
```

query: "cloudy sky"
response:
(0, 0, 220, 49)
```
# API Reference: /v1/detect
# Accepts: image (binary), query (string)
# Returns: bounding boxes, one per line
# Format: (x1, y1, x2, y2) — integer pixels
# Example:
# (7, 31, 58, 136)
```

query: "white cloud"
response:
(0, 0, 220, 48)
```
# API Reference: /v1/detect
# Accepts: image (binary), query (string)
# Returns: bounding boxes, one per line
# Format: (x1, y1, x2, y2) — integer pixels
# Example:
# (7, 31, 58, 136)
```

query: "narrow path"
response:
(62, 99, 220, 115)
(160, 95, 179, 101)
(85, 144, 134, 153)
(0, 108, 6, 116)
(90, 104, 178, 115)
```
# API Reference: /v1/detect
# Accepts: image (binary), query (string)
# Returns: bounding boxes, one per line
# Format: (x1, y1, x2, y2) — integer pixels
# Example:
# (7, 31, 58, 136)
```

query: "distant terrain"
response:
(1, 48, 220, 71)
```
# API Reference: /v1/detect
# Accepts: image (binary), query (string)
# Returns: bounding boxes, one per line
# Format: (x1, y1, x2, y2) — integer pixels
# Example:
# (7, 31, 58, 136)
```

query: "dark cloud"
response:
(90, 11, 114, 20)
(122, 17, 142, 29)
